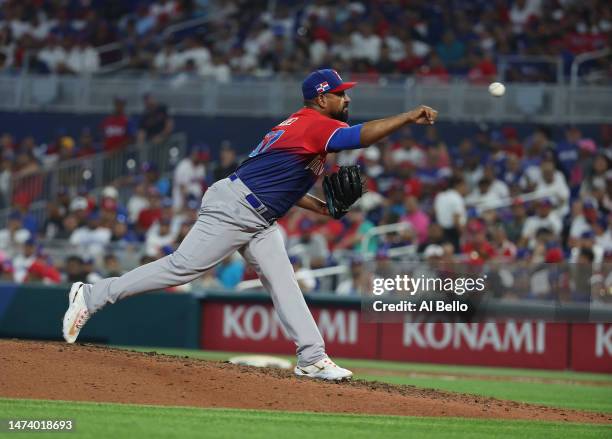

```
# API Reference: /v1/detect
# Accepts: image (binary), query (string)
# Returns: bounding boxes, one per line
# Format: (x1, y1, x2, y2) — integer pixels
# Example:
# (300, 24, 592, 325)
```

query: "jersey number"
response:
(249, 130, 285, 157)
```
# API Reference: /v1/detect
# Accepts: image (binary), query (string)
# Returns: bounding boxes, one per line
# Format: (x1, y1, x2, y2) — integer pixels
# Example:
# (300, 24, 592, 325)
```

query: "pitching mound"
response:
(1, 339, 609, 424)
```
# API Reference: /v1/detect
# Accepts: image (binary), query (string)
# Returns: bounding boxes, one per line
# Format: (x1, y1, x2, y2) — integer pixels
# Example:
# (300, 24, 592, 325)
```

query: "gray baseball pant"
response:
(82, 177, 326, 367)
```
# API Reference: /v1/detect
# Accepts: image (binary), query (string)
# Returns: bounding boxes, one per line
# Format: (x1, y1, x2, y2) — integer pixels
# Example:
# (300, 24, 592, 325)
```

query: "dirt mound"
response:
(1, 339, 609, 424)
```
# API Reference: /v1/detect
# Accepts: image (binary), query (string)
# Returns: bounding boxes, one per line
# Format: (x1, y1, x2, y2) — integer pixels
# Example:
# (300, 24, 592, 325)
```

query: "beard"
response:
(331, 105, 349, 122)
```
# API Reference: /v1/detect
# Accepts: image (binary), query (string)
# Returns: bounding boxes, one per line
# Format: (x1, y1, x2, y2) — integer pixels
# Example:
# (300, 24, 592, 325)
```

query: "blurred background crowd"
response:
(0, 0, 610, 302)
(1, 95, 610, 300)
(0, 0, 610, 83)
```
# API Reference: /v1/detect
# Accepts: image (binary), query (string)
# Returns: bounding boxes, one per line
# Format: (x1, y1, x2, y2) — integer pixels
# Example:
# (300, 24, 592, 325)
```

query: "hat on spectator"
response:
(539, 197, 553, 207)
(186, 195, 200, 210)
(141, 161, 158, 173)
(578, 139, 596, 153)
(545, 247, 564, 263)
(302, 69, 357, 99)
(363, 146, 380, 161)
(467, 219, 485, 233)
(102, 186, 119, 199)
(60, 136, 75, 149)
(424, 244, 444, 259)
(69, 197, 89, 212)
(349, 255, 364, 266)
(8, 211, 21, 221)
(190, 143, 210, 161)
(516, 248, 532, 260)
(502, 126, 518, 139)
(581, 230, 595, 240)
(583, 199, 597, 210)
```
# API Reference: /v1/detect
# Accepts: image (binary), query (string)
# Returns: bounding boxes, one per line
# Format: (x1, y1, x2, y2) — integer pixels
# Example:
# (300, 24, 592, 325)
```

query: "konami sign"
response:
(570, 323, 612, 373)
(379, 320, 569, 369)
(402, 321, 546, 353)
(199, 300, 608, 372)
(201, 302, 378, 358)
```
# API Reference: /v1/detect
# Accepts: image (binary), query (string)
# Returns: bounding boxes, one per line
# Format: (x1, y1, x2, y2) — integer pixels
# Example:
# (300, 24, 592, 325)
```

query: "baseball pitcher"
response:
(63, 69, 438, 380)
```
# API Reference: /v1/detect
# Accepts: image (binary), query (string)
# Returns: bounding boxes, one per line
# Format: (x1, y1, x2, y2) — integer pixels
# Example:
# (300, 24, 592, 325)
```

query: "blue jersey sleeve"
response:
(326, 124, 363, 152)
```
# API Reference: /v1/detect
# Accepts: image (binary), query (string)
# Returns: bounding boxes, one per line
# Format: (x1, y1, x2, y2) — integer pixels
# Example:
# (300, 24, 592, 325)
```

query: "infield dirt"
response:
(1, 339, 610, 424)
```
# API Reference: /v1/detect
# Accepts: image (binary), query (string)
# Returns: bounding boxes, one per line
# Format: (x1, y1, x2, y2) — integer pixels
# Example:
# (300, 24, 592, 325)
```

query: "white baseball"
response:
(488, 82, 506, 97)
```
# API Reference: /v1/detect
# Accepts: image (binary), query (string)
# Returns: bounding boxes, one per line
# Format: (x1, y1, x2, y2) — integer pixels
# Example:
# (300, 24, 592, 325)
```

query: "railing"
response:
(1, 74, 610, 123)
(360, 222, 416, 257)
(18, 9, 231, 77)
(497, 55, 564, 84)
(570, 48, 612, 87)
(0, 133, 187, 226)
(237, 265, 348, 291)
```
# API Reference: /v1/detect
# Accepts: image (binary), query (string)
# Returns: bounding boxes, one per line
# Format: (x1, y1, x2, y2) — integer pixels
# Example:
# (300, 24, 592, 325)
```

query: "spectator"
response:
(136, 94, 174, 145)
(333, 207, 376, 254)
(110, 214, 140, 245)
(434, 175, 468, 252)
(504, 199, 528, 243)
(127, 182, 150, 223)
(290, 256, 316, 293)
(436, 30, 466, 73)
(216, 254, 245, 289)
(520, 198, 562, 247)
(100, 97, 134, 152)
(172, 144, 208, 210)
(336, 257, 373, 296)
(103, 253, 123, 277)
(213, 141, 238, 181)
(534, 159, 570, 217)
(137, 187, 163, 231)
(12, 238, 37, 283)
(66, 38, 100, 74)
(153, 40, 183, 74)
(462, 219, 496, 264)
(69, 212, 112, 257)
(290, 218, 330, 269)
(351, 23, 382, 63)
(0, 211, 30, 256)
(400, 196, 429, 245)
(145, 218, 176, 257)
(64, 255, 86, 283)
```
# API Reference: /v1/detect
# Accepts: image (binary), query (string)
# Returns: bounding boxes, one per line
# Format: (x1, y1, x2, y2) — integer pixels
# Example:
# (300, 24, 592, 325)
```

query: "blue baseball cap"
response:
(302, 69, 357, 100)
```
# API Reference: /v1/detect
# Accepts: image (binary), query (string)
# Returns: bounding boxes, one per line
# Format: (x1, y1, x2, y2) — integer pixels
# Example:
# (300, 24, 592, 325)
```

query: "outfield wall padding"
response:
(0, 284, 609, 372)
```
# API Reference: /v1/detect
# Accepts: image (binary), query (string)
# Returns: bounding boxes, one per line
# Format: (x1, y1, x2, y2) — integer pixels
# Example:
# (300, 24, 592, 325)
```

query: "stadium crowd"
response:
(0, 97, 611, 300)
(0, 0, 610, 83)
(0, 0, 611, 299)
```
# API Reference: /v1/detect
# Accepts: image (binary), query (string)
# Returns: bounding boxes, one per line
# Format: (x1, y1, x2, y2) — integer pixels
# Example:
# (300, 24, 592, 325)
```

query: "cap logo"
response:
(316, 81, 330, 94)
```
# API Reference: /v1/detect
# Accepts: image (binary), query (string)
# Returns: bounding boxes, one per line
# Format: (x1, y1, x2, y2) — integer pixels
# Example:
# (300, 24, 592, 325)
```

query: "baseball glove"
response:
(323, 165, 366, 219)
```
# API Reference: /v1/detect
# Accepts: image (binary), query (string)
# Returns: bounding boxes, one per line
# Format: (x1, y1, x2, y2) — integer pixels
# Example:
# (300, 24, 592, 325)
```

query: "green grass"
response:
(1, 398, 610, 439)
(120, 346, 612, 413)
(357, 374, 612, 413)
